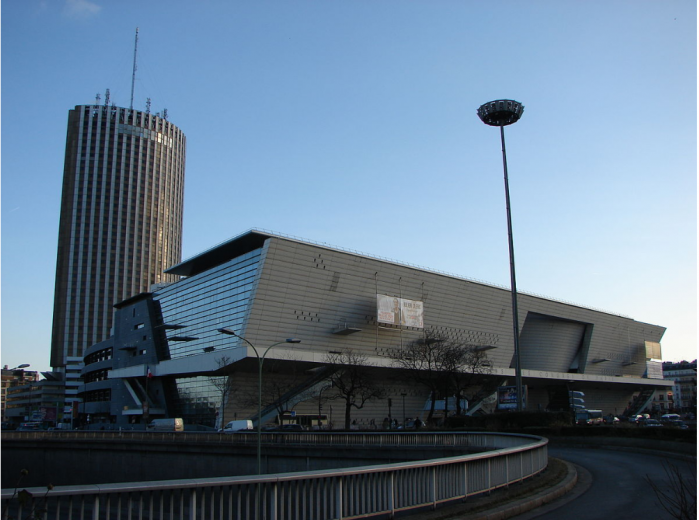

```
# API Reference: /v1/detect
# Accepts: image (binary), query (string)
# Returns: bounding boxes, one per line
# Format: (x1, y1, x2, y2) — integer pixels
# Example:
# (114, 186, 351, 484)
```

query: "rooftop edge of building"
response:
(166, 228, 664, 327)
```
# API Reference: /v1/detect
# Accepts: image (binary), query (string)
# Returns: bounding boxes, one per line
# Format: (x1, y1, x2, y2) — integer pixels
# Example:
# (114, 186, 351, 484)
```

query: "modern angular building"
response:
(51, 100, 186, 374)
(79, 230, 670, 429)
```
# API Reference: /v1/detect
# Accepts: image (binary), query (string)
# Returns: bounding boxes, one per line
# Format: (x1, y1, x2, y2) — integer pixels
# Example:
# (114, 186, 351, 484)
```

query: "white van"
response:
(660, 413, 681, 423)
(221, 420, 253, 433)
(147, 418, 184, 432)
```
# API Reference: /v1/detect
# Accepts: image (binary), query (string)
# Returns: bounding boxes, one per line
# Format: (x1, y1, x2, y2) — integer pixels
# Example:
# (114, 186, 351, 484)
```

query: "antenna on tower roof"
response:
(130, 27, 139, 110)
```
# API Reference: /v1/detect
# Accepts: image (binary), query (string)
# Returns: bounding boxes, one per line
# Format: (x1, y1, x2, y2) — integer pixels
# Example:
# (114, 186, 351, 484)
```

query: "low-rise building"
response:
(662, 360, 697, 414)
(1, 367, 39, 424)
(3, 373, 65, 426)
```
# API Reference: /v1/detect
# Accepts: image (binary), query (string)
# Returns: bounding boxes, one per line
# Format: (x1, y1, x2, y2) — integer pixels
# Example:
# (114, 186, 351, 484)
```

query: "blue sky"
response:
(1, 0, 696, 373)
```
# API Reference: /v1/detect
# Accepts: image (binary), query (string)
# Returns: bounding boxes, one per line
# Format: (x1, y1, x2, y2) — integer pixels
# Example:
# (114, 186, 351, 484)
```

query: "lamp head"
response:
(286, 339, 301, 344)
(477, 99, 524, 127)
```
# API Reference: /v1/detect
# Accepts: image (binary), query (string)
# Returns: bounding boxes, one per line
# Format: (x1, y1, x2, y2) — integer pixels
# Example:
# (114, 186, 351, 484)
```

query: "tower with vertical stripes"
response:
(50, 101, 186, 369)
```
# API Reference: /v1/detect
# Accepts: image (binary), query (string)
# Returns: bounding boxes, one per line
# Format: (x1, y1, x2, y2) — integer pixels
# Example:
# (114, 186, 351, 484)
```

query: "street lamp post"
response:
(318, 383, 332, 430)
(477, 99, 525, 412)
(217, 328, 300, 475)
(401, 392, 407, 428)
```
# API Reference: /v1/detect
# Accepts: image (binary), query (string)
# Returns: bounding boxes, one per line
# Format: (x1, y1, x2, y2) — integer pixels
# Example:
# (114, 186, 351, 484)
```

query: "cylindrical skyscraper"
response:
(51, 103, 186, 369)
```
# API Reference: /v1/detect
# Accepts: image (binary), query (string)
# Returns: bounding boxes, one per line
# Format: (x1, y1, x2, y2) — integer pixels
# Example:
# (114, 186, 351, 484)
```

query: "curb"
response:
(470, 460, 578, 520)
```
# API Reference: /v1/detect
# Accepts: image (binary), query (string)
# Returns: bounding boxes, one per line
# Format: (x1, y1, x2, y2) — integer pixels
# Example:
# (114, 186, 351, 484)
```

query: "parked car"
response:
(665, 420, 689, 430)
(278, 424, 304, 432)
(398, 419, 417, 430)
(642, 419, 663, 428)
(660, 414, 681, 424)
(17, 422, 43, 431)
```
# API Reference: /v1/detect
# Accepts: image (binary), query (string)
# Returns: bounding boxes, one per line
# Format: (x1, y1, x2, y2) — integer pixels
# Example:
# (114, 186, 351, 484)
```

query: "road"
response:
(513, 447, 696, 520)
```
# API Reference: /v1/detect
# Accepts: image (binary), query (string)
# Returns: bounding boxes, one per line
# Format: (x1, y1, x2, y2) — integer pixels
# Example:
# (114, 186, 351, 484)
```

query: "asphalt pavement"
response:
(510, 446, 696, 520)
(417, 444, 695, 520)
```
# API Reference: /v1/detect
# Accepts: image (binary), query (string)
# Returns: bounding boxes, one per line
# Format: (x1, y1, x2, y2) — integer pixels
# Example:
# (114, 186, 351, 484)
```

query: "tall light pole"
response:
(477, 99, 525, 412)
(217, 328, 301, 475)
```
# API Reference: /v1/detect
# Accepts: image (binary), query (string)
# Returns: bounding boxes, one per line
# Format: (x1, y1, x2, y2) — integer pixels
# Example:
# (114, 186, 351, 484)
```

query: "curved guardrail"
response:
(2, 431, 548, 520)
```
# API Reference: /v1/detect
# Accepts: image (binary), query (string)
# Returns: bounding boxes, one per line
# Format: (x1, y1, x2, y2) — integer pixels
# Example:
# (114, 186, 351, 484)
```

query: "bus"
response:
(575, 409, 603, 425)
(278, 412, 329, 430)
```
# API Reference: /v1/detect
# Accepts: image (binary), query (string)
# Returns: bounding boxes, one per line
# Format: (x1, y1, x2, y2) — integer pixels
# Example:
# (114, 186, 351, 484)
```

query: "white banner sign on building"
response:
(377, 294, 424, 328)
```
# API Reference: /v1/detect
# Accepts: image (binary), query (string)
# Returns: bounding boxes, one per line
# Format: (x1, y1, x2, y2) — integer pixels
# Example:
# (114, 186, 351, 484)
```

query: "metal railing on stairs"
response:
(626, 387, 656, 417)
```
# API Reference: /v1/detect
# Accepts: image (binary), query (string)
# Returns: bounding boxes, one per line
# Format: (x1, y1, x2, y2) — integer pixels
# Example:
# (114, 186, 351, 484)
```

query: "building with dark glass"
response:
(51, 101, 186, 377)
(79, 229, 670, 429)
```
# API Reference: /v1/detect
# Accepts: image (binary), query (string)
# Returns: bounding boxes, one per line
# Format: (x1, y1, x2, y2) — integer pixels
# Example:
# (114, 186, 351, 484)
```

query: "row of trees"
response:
(211, 331, 495, 430)
(389, 330, 497, 420)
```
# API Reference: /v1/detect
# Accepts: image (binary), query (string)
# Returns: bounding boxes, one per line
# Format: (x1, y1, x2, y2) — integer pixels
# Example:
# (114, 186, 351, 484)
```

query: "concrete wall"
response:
(1, 437, 487, 488)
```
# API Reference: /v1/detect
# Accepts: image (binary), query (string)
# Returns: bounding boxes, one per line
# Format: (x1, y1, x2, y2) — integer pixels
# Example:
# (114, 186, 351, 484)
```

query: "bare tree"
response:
(646, 461, 697, 520)
(324, 349, 386, 429)
(389, 330, 493, 421)
(261, 354, 308, 418)
(208, 355, 236, 429)
(441, 341, 494, 415)
(388, 330, 449, 422)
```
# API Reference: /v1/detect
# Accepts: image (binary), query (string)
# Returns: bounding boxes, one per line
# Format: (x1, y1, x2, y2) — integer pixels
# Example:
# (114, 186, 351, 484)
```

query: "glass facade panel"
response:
(167, 376, 221, 427)
(154, 248, 263, 359)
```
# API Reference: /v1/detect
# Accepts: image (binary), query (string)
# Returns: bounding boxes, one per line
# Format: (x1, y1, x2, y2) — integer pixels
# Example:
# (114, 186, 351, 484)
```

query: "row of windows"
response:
(78, 136, 185, 157)
(157, 262, 260, 308)
(81, 105, 184, 137)
(77, 147, 184, 162)
(84, 369, 109, 383)
(85, 348, 113, 365)
(83, 389, 111, 402)
(78, 126, 184, 147)
(118, 124, 175, 147)
(157, 257, 260, 307)
(158, 282, 255, 320)
(75, 147, 184, 165)
(168, 376, 221, 428)
(155, 250, 263, 359)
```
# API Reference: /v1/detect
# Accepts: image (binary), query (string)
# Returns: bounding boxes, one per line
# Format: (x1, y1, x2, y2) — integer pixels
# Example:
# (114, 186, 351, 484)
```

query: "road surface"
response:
(514, 446, 696, 519)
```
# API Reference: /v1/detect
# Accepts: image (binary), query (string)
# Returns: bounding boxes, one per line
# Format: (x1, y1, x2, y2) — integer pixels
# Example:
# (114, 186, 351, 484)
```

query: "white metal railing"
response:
(2, 431, 548, 520)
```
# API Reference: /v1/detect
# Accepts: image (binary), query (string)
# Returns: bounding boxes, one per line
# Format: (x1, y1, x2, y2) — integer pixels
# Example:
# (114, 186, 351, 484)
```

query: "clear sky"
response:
(1, 1, 696, 374)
